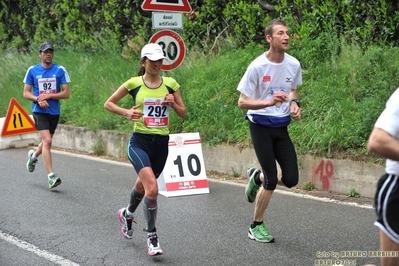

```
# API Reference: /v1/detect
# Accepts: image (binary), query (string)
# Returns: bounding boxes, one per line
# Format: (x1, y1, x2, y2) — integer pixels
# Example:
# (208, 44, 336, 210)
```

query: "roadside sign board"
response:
(142, 0, 192, 13)
(152, 12, 183, 29)
(158, 132, 210, 197)
(1, 98, 36, 137)
(149, 29, 186, 71)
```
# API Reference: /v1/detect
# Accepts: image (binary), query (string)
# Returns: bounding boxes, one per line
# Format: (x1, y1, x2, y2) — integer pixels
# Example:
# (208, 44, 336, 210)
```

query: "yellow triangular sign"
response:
(1, 98, 37, 137)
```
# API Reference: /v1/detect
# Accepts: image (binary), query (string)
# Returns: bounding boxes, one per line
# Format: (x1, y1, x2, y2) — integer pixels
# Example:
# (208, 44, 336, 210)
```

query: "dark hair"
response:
(264, 19, 287, 37)
(138, 66, 145, 76)
(138, 57, 146, 76)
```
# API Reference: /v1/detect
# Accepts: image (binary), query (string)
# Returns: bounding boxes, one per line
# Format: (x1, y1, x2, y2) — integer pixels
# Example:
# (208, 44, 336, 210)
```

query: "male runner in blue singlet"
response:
(23, 42, 70, 189)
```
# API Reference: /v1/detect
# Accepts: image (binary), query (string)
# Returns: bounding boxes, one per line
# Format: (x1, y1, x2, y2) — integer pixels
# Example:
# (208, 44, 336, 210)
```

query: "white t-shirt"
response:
(237, 52, 302, 119)
(374, 87, 399, 175)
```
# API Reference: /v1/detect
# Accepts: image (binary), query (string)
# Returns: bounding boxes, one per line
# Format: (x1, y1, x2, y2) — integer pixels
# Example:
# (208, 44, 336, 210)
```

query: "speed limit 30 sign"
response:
(149, 29, 186, 71)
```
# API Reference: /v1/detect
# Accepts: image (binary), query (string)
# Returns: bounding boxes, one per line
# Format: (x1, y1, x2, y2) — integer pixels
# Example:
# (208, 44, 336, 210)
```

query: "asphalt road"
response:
(0, 148, 381, 266)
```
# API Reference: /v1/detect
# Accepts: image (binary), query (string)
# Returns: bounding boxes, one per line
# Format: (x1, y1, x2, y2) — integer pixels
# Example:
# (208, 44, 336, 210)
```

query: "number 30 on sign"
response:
(149, 29, 186, 71)
(158, 132, 210, 197)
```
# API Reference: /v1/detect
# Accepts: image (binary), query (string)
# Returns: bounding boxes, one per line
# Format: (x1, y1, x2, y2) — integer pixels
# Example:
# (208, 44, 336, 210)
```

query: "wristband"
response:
(291, 99, 300, 108)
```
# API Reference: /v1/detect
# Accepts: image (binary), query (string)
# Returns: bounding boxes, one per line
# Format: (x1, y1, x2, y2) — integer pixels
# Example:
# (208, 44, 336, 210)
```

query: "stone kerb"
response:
(52, 125, 382, 198)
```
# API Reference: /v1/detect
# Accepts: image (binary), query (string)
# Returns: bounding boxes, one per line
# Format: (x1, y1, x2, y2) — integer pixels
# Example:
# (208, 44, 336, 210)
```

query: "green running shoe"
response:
(245, 167, 260, 203)
(48, 174, 62, 189)
(26, 149, 38, 172)
(248, 223, 274, 243)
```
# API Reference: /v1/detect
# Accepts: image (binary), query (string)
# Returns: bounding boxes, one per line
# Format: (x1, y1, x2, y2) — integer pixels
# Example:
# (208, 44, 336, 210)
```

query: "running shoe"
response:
(48, 174, 62, 189)
(117, 208, 135, 239)
(147, 232, 164, 256)
(245, 167, 261, 203)
(26, 149, 38, 172)
(248, 223, 274, 243)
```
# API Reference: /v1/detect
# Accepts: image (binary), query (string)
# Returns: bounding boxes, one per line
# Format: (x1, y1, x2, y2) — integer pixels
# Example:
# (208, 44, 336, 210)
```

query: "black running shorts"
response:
(33, 112, 60, 134)
(374, 173, 399, 244)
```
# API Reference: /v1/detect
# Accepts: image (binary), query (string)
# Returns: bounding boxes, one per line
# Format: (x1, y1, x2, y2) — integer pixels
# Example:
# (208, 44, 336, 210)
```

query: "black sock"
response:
(254, 171, 262, 186)
(251, 221, 263, 228)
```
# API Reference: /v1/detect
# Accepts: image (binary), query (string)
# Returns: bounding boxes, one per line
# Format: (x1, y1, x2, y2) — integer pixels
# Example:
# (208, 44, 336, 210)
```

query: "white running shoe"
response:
(147, 232, 164, 256)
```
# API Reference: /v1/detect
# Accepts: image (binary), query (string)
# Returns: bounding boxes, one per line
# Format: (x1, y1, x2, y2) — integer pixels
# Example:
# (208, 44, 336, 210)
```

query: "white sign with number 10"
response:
(158, 132, 210, 197)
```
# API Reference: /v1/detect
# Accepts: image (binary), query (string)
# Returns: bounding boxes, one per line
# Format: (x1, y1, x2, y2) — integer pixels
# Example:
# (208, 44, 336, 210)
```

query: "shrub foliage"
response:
(1, 0, 399, 52)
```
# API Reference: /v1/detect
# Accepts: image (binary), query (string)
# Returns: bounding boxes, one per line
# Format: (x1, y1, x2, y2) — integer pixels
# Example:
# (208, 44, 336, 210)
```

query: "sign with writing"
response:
(152, 12, 183, 29)
(158, 132, 210, 197)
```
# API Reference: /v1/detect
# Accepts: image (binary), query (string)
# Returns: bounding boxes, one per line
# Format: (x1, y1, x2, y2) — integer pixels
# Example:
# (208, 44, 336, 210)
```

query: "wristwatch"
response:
(291, 99, 300, 108)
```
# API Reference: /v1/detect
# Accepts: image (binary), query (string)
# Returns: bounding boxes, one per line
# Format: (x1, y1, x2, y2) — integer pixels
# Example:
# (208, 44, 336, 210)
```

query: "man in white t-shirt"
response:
(367, 88, 399, 266)
(237, 19, 302, 243)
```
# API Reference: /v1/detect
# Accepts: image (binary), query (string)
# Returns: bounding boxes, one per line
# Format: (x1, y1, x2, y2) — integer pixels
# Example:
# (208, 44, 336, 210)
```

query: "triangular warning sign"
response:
(141, 0, 192, 13)
(1, 98, 37, 137)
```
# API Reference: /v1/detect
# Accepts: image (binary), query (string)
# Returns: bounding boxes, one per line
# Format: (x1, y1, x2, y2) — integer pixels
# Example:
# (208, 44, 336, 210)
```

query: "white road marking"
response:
(212, 179, 374, 209)
(274, 188, 373, 209)
(4, 149, 372, 263)
(0, 230, 80, 266)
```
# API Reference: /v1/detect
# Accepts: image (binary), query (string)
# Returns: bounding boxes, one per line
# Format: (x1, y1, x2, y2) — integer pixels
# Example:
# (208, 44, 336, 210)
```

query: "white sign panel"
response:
(152, 12, 183, 29)
(158, 132, 210, 197)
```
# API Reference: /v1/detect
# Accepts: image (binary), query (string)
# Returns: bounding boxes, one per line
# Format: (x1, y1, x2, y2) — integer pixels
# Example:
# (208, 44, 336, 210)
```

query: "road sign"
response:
(149, 29, 186, 71)
(152, 12, 183, 29)
(1, 98, 36, 137)
(142, 0, 192, 13)
(158, 132, 210, 197)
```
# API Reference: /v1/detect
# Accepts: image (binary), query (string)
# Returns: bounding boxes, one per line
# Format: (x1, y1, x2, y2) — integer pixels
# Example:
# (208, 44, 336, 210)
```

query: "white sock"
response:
(48, 173, 54, 178)
(126, 208, 134, 217)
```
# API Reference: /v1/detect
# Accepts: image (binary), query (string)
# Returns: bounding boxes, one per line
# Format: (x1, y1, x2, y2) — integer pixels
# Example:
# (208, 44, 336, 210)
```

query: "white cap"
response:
(141, 43, 166, 61)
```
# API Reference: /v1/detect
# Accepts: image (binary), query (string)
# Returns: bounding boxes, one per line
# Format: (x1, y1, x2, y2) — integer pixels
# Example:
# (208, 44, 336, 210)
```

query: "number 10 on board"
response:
(158, 132, 210, 197)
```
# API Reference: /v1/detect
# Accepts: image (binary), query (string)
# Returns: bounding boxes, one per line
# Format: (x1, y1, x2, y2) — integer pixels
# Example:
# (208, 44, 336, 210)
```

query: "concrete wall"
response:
(50, 125, 383, 198)
(0, 122, 381, 198)
(53, 125, 131, 158)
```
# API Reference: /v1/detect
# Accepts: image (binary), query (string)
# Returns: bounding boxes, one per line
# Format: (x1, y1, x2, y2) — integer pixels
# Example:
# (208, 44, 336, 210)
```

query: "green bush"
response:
(223, 1, 269, 47)
(275, 0, 399, 49)
(2, 0, 399, 53)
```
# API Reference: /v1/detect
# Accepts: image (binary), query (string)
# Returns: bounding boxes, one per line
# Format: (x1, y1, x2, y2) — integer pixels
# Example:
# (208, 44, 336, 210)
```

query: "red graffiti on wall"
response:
(313, 160, 334, 190)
